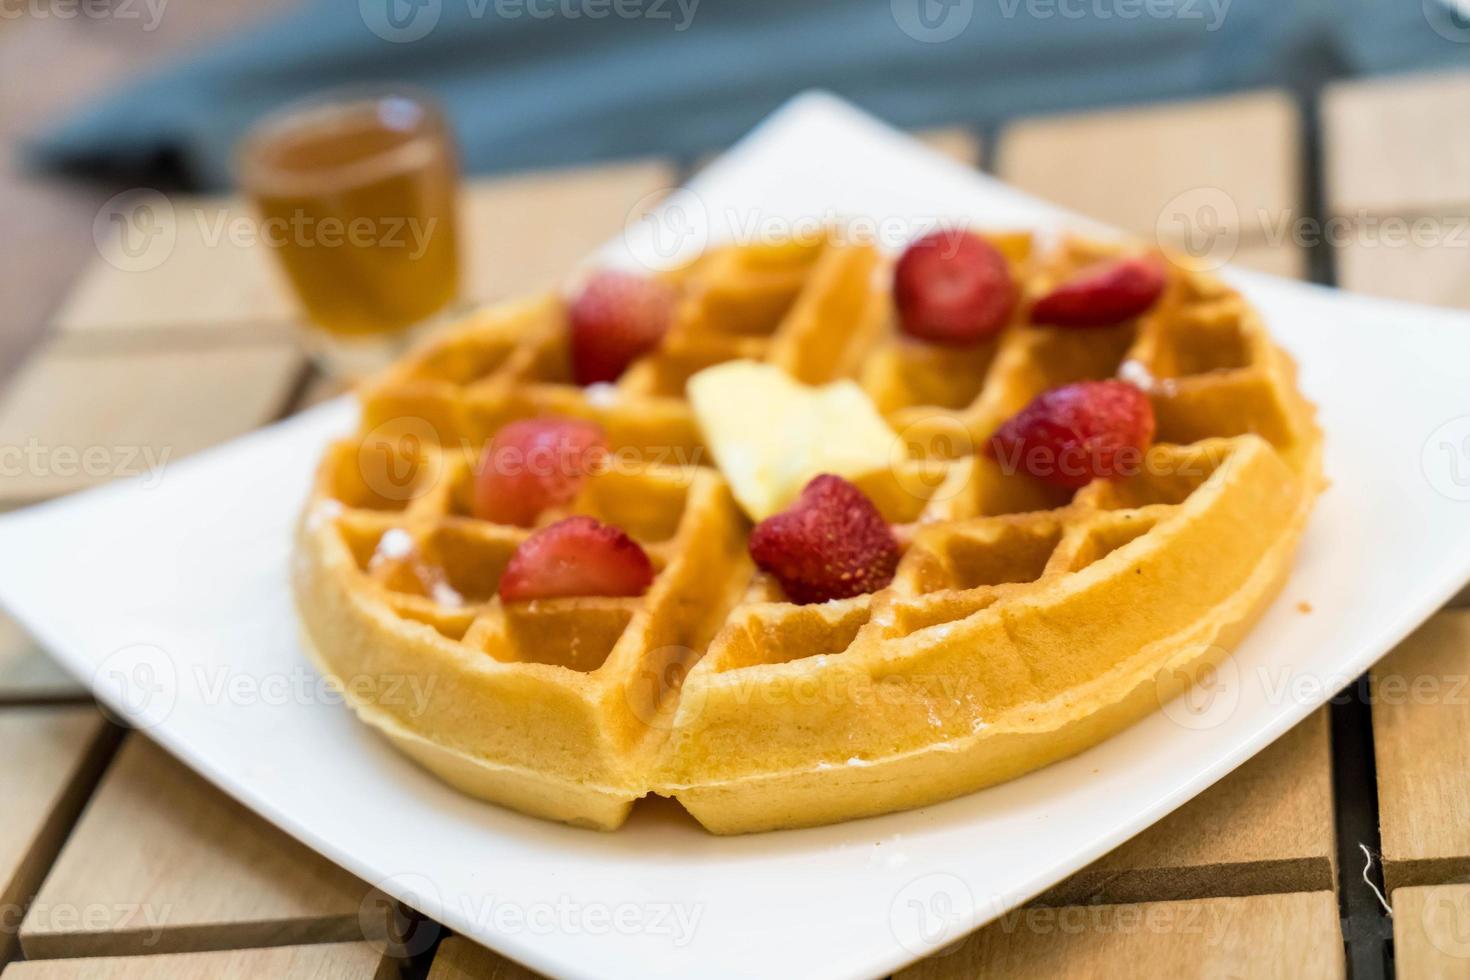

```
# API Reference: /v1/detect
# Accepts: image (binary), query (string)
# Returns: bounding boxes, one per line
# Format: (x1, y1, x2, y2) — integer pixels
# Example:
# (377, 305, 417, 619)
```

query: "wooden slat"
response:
(20, 735, 374, 959)
(0, 615, 84, 703)
(53, 197, 300, 343)
(295, 372, 352, 411)
(1333, 222, 1470, 308)
(914, 127, 982, 167)
(0, 707, 114, 965)
(1371, 611, 1470, 891)
(0, 0, 293, 376)
(1322, 71, 1470, 217)
(0, 942, 392, 980)
(1393, 884, 1470, 978)
(896, 891, 1344, 979)
(428, 937, 541, 980)
(997, 91, 1303, 275)
(460, 159, 676, 304)
(1324, 72, 1470, 313)
(0, 341, 301, 505)
(1043, 710, 1334, 905)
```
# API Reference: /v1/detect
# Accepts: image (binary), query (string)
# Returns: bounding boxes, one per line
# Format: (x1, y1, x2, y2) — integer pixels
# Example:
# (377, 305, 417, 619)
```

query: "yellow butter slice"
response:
(688, 360, 898, 521)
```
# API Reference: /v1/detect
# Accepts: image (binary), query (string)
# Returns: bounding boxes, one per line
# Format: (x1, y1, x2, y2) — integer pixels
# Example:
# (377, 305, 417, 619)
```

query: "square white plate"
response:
(3, 93, 1470, 980)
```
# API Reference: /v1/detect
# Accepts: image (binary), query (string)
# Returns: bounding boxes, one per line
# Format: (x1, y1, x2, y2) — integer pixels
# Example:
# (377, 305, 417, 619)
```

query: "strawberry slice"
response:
(1029, 256, 1166, 328)
(748, 474, 900, 604)
(473, 417, 607, 527)
(569, 270, 676, 385)
(498, 516, 655, 602)
(894, 230, 1017, 346)
(986, 380, 1155, 489)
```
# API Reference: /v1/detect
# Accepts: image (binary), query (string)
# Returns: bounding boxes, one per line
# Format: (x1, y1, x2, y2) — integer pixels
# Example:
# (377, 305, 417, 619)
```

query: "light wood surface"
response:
(1044, 710, 1335, 905)
(0, 707, 114, 964)
(1322, 72, 1470, 217)
(0, 0, 296, 380)
(996, 90, 1303, 277)
(912, 127, 983, 167)
(427, 937, 542, 980)
(1324, 72, 1470, 313)
(0, 942, 392, 980)
(1371, 611, 1470, 891)
(1394, 884, 1470, 979)
(462, 159, 677, 304)
(20, 735, 374, 959)
(53, 198, 301, 344)
(0, 342, 301, 505)
(1333, 225, 1470, 309)
(0, 616, 84, 703)
(894, 891, 1344, 980)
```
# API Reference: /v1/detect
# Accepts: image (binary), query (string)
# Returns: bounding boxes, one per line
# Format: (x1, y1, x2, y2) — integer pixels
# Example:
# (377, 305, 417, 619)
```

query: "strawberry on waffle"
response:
(294, 228, 1321, 833)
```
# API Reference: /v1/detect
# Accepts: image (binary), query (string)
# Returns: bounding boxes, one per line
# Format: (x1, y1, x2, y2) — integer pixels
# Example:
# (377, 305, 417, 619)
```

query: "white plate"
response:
(3, 93, 1470, 980)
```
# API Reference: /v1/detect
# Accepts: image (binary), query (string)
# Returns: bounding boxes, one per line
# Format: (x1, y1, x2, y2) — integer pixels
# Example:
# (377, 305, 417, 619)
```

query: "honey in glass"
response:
(239, 88, 460, 375)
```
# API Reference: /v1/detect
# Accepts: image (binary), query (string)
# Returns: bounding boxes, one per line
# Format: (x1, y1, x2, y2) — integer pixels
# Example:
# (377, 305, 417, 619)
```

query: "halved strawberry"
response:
(569, 270, 676, 385)
(748, 475, 900, 604)
(498, 516, 655, 602)
(1029, 256, 1166, 328)
(473, 417, 607, 527)
(986, 380, 1155, 489)
(894, 230, 1017, 346)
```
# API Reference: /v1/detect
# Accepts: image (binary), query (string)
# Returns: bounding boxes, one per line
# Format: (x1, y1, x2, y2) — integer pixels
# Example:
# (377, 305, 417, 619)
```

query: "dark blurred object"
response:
(27, 0, 1470, 190)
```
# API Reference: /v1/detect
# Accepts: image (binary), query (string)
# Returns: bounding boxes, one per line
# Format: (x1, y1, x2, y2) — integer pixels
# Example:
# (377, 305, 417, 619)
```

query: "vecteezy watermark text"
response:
(0, 0, 167, 30)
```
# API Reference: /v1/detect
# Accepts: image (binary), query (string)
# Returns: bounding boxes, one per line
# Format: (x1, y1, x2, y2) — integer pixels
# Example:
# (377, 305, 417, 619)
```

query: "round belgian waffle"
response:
(293, 232, 1322, 834)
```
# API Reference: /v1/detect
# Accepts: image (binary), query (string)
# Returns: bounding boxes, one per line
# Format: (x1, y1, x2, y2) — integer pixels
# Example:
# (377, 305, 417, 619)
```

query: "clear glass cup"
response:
(237, 86, 462, 377)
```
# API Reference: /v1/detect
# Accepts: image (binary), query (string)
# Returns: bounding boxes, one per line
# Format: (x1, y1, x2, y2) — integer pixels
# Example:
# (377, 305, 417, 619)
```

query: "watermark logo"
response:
(889, 872, 977, 956)
(624, 186, 710, 269)
(93, 643, 178, 730)
(1421, 886, 1470, 958)
(890, 413, 975, 504)
(623, 644, 704, 731)
(361, 873, 443, 956)
(1423, 416, 1470, 502)
(1156, 645, 1238, 731)
(94, 189, 176, 273)
(1424, 0, 1470, 42)
(892, 0, 974, 42)
(1156, 186, 1240, 270)
(357, 415, 446, 503)
(0, 0, 168, 30)
(361, 0, 442, 41)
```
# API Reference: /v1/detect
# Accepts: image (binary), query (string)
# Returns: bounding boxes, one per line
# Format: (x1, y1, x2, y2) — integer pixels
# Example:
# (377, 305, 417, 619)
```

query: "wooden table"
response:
(2, 62, 1470, 979)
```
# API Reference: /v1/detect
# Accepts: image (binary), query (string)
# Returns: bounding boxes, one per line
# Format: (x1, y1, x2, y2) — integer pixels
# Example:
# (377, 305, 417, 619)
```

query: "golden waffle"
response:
(294, 232, 1322, 833)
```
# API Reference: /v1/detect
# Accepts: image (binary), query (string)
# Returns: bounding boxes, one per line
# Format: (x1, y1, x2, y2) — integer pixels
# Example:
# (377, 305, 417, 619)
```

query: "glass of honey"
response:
(238, 87, 461, 376)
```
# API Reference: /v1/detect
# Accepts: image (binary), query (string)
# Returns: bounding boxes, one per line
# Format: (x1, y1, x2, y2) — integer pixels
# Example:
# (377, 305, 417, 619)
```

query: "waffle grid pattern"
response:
(297, 232, 1320, 832)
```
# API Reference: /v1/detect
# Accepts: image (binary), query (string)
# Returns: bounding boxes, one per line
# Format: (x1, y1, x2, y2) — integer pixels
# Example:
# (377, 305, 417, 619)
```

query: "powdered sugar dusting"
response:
(431, 581, 463, 608)
(374, 528, 414, 563)
(306, 499, 343, 532)
(584, 382, 620, 408)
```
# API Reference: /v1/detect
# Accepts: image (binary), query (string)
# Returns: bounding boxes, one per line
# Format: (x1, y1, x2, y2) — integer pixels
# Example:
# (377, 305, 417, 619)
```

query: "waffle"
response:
(293, 231, 1322, 833)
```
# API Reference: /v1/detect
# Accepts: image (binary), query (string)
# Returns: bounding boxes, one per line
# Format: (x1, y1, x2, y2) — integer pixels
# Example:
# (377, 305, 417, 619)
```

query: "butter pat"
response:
(688, 361, 898, 520)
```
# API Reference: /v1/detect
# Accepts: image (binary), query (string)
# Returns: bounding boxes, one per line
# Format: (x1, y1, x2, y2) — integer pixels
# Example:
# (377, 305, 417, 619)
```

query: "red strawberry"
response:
(748, 475, 900, 605)
(986, 380, 1155, 489)
(498, 516, 655, 602)
(894, 230, 1018, 346)
(473, 416, 607, 527)
(569, 270, 676, 385)
(1029, 256, 1166, 328)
